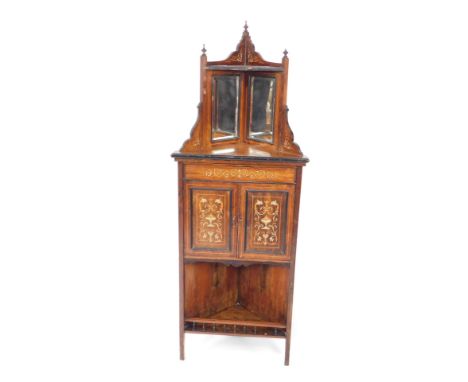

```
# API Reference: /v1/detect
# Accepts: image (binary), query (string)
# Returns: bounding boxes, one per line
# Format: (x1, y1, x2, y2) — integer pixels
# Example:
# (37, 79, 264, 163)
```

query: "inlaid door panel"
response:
(184, 182, 237, 258)
(238, 184, 294, 261)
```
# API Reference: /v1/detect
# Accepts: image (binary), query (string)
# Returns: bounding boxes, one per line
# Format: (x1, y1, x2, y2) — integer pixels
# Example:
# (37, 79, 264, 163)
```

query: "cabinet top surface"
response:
(171, 149, 309, 164)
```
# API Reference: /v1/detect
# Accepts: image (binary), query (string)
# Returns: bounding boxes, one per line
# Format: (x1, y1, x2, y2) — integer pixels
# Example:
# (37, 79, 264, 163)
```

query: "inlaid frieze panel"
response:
(184, 164, 296, 184)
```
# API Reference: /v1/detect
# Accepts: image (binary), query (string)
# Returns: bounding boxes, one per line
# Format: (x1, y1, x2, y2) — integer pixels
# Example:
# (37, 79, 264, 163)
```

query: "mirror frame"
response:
(211, 74, 241, 142)
(247, 75, 277, 144)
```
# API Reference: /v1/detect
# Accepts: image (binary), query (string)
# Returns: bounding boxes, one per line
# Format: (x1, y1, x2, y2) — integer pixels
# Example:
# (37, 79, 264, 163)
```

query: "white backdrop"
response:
(1, 1, 467, 381)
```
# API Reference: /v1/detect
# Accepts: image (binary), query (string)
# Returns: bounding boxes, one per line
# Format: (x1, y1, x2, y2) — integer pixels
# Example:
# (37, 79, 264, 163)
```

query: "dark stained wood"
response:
(173, 24, 307, 365)
(172, 151, 309, 163)
(206, 65, 284, 72)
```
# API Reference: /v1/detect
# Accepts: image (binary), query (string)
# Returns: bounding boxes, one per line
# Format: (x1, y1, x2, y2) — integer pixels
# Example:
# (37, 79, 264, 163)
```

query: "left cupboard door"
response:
(184, 182, 237, 259)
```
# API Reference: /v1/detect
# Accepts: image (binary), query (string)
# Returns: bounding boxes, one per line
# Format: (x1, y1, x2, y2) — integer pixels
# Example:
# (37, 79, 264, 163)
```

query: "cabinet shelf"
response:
(186, 304, 286, 328)
(185, 304, 286, 338)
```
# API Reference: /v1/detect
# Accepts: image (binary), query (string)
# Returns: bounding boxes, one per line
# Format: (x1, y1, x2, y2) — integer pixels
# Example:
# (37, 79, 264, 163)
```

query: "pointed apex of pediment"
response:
(217, 22, 266, 66)
(205, 23, 283, 69)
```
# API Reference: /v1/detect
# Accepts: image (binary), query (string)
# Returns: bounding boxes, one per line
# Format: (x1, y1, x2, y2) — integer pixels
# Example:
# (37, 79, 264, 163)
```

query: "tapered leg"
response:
(284, 335, 291, 365)
(283, 167, 302, 366)
(178, 162, 186, 361)
(180, 330, 185, 360)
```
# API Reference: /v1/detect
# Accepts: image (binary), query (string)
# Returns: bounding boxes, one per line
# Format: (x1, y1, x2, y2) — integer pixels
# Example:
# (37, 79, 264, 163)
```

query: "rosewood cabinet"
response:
(172, 24, 308, 365)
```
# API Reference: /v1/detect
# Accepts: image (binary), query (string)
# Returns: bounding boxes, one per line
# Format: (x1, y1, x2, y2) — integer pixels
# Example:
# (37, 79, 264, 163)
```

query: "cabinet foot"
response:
(180, 332, 185, 360)
(284, 337, 291, 366)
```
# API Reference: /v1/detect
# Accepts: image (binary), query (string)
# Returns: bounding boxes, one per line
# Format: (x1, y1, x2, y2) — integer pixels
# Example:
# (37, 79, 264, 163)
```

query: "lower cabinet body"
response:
(176, 160, 304, 365)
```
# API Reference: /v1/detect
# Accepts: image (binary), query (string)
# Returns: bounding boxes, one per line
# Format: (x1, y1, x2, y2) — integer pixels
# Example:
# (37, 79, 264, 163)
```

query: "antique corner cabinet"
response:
(172, 24, 308, 365)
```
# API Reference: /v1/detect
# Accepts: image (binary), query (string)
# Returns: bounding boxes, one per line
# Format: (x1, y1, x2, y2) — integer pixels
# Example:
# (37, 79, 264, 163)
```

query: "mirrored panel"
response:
(248, 76, 276, 143)
(212, 75, 240, 141)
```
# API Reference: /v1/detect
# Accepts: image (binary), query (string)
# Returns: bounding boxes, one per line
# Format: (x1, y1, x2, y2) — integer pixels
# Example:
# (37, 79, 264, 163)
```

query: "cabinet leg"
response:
(180, 331, 185, 360)
(284, 336, 291, 366)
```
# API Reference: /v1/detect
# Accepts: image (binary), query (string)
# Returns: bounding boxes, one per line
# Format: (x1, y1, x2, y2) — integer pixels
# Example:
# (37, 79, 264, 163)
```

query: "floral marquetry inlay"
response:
(198, 196, 224, 243)
(190, 188, 232, 252)
(184, 164, 296, 183)
(253, 199, 280, 245)
(244, 190, 288, 256)
(204, 168, 279, 180)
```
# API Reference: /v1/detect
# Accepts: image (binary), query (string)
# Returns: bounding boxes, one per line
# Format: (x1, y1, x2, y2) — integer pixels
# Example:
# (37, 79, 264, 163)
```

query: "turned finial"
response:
(283, 49, 288, 57)
(201, 44, 206, 54)
(244, 21, 248, 31)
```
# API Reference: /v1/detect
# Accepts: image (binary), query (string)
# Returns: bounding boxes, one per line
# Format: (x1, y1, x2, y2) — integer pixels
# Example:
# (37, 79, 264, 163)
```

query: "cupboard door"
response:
(238, 184, 294, 261)
(184, 182, 237, 258)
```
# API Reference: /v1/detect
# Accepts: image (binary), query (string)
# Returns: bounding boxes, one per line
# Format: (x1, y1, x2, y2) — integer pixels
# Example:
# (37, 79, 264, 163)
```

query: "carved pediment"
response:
(209, 22, 280, 67)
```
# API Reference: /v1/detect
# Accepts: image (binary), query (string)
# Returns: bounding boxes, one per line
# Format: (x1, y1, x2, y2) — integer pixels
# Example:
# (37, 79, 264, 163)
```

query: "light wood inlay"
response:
(187, 187, 234, 254)
(185, 164, 296, 183)
(244, 190, 288, 255)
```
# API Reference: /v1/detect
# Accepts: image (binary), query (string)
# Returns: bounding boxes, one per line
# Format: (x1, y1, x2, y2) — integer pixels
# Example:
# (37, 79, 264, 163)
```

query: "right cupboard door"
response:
(238, 183, 295, 262)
